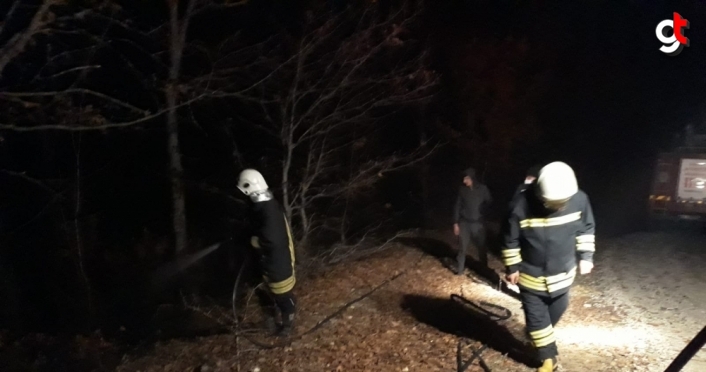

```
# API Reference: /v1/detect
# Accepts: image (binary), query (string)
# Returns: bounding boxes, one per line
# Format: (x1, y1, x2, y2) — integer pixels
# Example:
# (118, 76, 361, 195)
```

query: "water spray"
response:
(150, 241, 227, 289)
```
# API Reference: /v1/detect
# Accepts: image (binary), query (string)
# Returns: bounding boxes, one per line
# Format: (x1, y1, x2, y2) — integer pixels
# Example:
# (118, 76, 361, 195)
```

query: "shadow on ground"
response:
(401, 294, 538, 368)
(397, 237, 520, 300)
(397, 236, 457, 259)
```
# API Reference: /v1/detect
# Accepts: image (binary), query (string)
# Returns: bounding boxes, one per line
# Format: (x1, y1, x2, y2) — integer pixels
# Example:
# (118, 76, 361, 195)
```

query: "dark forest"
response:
(1, 0, 706, 371)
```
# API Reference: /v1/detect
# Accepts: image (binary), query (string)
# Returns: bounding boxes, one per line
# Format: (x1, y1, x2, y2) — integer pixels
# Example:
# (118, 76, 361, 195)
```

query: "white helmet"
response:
(237, 169, 269, 196)
(537, 162, 578, 201)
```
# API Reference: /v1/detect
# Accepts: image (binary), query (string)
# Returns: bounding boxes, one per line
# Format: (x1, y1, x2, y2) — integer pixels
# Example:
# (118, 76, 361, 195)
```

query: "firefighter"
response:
(238, 169, 297, 336)
(502, 162, 595, 371)
(453, 167, 493, 272)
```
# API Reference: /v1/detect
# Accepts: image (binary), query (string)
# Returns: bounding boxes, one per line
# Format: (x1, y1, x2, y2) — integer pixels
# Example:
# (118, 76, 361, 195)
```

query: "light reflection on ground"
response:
(556, 324, 663, 348)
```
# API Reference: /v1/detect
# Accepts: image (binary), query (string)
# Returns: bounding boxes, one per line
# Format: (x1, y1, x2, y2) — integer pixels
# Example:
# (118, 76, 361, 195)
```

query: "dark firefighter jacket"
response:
(511, 165, 542, 206)
(249, 198, 296, 295)
(514, 183, 530, 198)
(509, 182, 532, 211)
(453, 168, 493, 224)
(502, 184, 595, 297)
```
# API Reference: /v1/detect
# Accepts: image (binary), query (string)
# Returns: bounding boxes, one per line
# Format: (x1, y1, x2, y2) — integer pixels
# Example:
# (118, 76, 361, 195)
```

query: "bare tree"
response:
(0, 0, 154, 325)
(71, 133, 92, 318)
(0, 0, 246, 256)
(1, 0, 436, 264)
(164, 0, 199, 254)
(136, 0, 248, 254)
(0, 2, 169, 132)
(0, 0, 58, 77)
(212, 1, 438, 249)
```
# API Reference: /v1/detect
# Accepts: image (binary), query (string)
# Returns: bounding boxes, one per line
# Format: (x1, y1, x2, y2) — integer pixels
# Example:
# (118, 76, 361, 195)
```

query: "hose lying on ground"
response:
(231, 250, 514, 372)
(664, 325, 706, 372)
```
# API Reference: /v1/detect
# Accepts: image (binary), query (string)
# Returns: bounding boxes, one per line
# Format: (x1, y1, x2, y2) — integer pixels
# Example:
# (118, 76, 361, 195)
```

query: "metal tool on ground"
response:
(457, 340, 490, 372)
(451, 294, 512, 372)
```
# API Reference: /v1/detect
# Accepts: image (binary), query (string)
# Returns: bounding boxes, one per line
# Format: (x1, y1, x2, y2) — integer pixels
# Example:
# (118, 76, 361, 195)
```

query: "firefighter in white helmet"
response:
(502, 162, 595, 371)
(238, 169, 297, 336)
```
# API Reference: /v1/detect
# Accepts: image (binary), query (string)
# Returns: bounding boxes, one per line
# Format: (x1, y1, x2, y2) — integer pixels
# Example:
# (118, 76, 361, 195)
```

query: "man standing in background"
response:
(452, 167, 493, 274)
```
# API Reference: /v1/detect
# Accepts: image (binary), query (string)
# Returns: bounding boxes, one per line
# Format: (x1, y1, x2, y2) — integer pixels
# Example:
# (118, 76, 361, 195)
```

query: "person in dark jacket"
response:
(238, 169, 297, 336)
(502, 162, 595, 372)
(452, 167, 493, 273)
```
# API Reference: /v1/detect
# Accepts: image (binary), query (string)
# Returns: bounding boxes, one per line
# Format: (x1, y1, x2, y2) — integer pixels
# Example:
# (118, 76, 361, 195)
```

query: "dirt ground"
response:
(116, 230, 706, 372)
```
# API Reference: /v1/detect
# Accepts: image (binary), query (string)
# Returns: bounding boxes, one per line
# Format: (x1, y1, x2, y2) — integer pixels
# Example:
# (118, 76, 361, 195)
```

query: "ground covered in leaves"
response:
(114, 230, 706, 372)
(8, 230, 705, 372)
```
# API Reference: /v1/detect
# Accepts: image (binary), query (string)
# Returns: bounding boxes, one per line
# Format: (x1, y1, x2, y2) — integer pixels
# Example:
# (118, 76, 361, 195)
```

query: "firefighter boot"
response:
(263, 315, 278, 337)
(277, 312, 295, 337)
(537, 357, 558, 372)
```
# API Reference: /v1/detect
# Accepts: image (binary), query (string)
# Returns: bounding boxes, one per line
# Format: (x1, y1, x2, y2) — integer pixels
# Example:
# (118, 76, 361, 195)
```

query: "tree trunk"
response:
(282, 46, 303, 226)
(417, 117, 430, 229)
(339, 196, 349, 245)
(72, 133, 93, 325)
(165, 0, 194, 254)
(166, 86, 187, 253)
(282, 143, 294, 223)
(298, 192, 310, 250)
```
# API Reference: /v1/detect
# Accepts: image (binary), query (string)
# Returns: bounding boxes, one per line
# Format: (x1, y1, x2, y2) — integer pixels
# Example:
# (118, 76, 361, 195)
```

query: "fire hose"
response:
(232, 251, 515, 372)
(664, 325, 706, 372)
(158, 244, 516, 369)
(231, 251, 425, 349)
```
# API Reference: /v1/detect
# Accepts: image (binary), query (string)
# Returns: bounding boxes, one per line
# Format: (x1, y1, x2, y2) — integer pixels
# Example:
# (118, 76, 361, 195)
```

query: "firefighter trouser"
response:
(458, 221, 487, 270)
(252, 284, 296, 327)
(241, 251, 296, 324)
(263, 272, 296, 325)
(520, 289, 569, 361)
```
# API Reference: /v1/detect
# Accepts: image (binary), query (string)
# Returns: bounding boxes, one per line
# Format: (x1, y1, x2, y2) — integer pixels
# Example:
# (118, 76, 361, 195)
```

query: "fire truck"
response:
(648, 127, 706, 228)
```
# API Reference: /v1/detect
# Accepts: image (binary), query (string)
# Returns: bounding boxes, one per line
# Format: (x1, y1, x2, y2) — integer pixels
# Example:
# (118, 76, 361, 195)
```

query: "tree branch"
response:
(0, 1, 22, 39)
(0, 0, 59, 77)
(0, 94, 206, 131)
(1, 89, 149, 115)
(0, 169, 58, 194)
